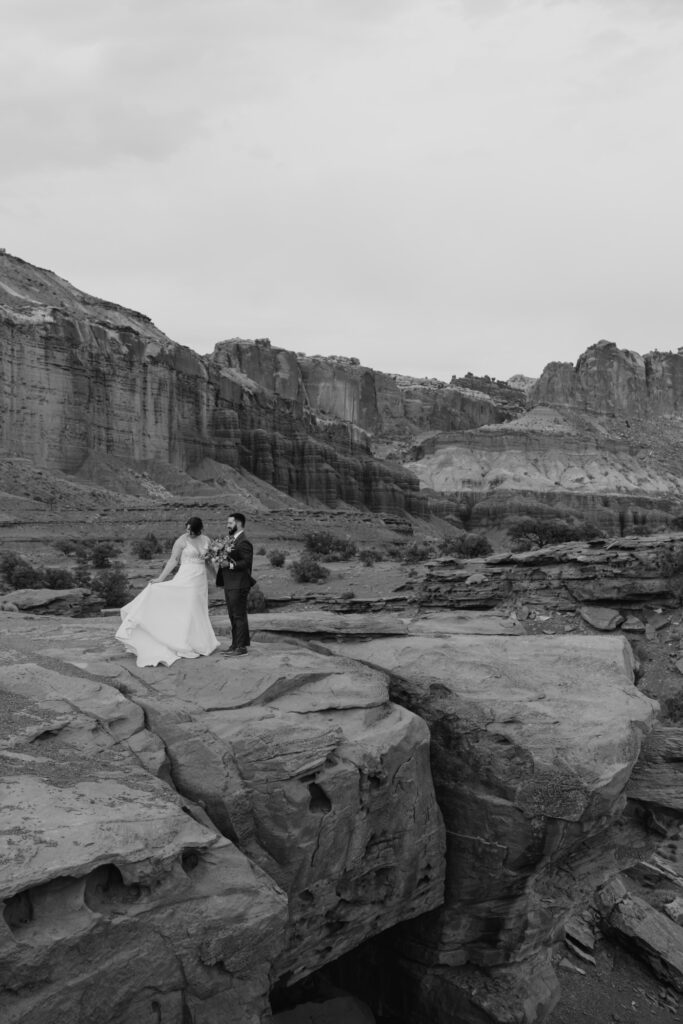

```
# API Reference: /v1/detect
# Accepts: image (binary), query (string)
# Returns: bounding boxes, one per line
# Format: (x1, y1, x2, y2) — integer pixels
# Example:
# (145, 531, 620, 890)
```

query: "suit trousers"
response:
(224, 587, 250, 649)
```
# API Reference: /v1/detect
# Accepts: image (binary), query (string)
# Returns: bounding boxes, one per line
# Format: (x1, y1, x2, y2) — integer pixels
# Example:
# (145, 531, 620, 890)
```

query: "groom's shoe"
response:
(223, 646, 236, 654)
(229, 647, 248, 656)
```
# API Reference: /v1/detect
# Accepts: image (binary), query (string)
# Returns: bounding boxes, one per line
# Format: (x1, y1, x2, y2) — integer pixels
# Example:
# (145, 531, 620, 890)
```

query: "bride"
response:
(116, 516, 219, 667)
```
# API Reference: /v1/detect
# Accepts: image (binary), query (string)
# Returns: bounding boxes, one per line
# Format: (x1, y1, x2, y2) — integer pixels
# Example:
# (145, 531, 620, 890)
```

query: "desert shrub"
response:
(402, 541, 436, 564)
(11, 564, 46, 588)
(1, 554, 45, 589)
(303, 531, 357, 561)
(247, 584, 267, 613)
(507, 516, 600, 550)
(0, 552, 26, 581)
(458, 532, 493, 557)
(438, 536, 464, 557)
(72, 541, 94, 563)
(43, 567, 76, 589)
(358, 547, 383, 567)
(91, 563, 131, 607)
(53, 538, 78, 555)
(91, 542, 121, 569)
(131, 533, 163, 560)
(269, 549, 286, 567)
(73, 564, 92, 588)
(438, 533, 492, 558)
(289, 553, 330, 584)
(256, 546, 266, 556)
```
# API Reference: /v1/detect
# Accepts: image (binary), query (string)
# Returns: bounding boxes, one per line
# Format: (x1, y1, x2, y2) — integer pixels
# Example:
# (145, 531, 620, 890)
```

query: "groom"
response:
(216, 512, 255, 656)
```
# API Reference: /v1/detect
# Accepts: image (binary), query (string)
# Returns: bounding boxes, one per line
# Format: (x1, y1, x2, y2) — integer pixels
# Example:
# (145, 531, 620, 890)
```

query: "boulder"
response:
(596, 877, 683, 992)
(0, 661, 287, 1024)
(327, 632, 656, 1023)
(621, 615, 645, 632)
(101, 643, 446, 985)
(579, 605, 624, 631)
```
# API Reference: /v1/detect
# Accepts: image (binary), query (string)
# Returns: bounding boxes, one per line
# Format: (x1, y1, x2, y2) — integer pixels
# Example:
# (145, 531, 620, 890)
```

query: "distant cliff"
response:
(530, 339, 683, 417)
(406, 340, 683, 533)
(0, 252, 516, 513)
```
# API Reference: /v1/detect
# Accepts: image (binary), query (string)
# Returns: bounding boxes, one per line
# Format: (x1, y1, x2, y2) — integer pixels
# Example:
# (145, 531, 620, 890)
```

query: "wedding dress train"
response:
(116, 537, 219, 667)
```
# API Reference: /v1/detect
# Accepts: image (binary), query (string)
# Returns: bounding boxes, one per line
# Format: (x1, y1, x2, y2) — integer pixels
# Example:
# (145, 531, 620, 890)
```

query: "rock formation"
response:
(0, 615, 445, 1023)
(7, 250, 683, 535)
(3, 584, 680, 1023)
(0, 659, 288, 1024)
(254, 616, 659, 1023)
(417, 534, 683, 613)
(404, 341, 683, 534)
(529, 339, 683, 418)
(0, 251, 513, 515)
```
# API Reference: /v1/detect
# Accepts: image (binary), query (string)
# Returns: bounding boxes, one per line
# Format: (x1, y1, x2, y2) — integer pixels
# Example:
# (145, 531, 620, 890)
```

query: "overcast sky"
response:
(3, 0, 683, 382)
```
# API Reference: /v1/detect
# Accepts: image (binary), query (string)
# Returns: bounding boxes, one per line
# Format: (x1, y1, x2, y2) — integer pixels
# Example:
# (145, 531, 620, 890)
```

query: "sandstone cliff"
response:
(406, 342, 683, 534)
(0, 251, 517, 515)
(530, 339, 683, 417)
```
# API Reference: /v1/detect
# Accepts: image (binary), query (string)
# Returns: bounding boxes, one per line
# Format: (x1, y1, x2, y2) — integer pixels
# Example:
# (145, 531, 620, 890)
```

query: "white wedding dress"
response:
(116, 536, 219, 667)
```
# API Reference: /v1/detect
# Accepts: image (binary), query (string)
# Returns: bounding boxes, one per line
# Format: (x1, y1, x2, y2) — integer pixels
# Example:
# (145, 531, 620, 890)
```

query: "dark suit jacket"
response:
(216, 533, 255, 591)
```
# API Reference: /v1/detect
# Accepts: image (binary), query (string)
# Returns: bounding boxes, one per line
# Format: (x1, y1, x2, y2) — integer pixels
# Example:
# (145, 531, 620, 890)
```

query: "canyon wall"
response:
(407, 343, 683, 532)
(0, 252, 516, 514)
(530, 339, 683, 417)
(7, 250, 683, 531)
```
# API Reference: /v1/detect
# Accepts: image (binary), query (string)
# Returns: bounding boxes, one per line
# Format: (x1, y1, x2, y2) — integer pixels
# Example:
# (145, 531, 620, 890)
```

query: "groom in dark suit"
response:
(216, 512, 255, 656)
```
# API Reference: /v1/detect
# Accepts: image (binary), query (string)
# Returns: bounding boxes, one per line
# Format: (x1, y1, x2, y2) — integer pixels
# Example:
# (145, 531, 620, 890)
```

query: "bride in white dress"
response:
(116, 516, 219, 667)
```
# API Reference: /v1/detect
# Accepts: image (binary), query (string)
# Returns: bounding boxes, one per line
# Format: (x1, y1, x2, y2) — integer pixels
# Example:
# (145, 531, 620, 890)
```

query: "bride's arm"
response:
(153, 536, 184, 583)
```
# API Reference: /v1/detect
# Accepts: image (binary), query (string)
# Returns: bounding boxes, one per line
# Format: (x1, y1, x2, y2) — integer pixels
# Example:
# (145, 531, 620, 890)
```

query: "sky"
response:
(2, 0, 683, 382)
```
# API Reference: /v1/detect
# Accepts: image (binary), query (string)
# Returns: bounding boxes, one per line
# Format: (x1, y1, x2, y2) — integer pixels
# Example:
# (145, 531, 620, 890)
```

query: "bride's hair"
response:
(185, 516, 203, 536)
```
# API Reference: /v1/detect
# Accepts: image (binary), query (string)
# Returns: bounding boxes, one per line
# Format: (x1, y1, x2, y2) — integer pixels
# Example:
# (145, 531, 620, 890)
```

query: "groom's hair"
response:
(230, 512, 246, 529)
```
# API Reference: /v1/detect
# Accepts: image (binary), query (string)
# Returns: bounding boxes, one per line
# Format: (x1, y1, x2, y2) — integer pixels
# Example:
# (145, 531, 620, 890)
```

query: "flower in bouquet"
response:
(205, 535, 235, 563)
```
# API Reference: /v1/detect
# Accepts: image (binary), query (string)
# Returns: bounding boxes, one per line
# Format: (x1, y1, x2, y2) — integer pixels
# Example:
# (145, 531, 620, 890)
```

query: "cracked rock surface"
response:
(0, 653, 288, 1024)
(322, 631, 657, 1024)
(0, 615, 445, 1021)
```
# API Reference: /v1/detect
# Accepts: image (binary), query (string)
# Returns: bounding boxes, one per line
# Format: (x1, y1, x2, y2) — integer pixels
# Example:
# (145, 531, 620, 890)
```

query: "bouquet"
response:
(205, 535, 235, 565)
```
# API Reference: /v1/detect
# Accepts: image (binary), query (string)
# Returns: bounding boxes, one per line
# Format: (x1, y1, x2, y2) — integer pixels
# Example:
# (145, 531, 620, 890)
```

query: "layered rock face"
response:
(0, 253, 420, 511)
(1, 616, 445, 1022)
(0, 660, 288, 1024)
(297, 356, 517, 438)
(530, 339, 683, 417)
(405, 342, 683, 532)
(407, 409, 682, 499)
(324, 632, 657, 1023)
(417, 534, 683, 612)
(0, 251, 517, 513)
(237, 610, 662, 1023)
(114, 646, 446, 984)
